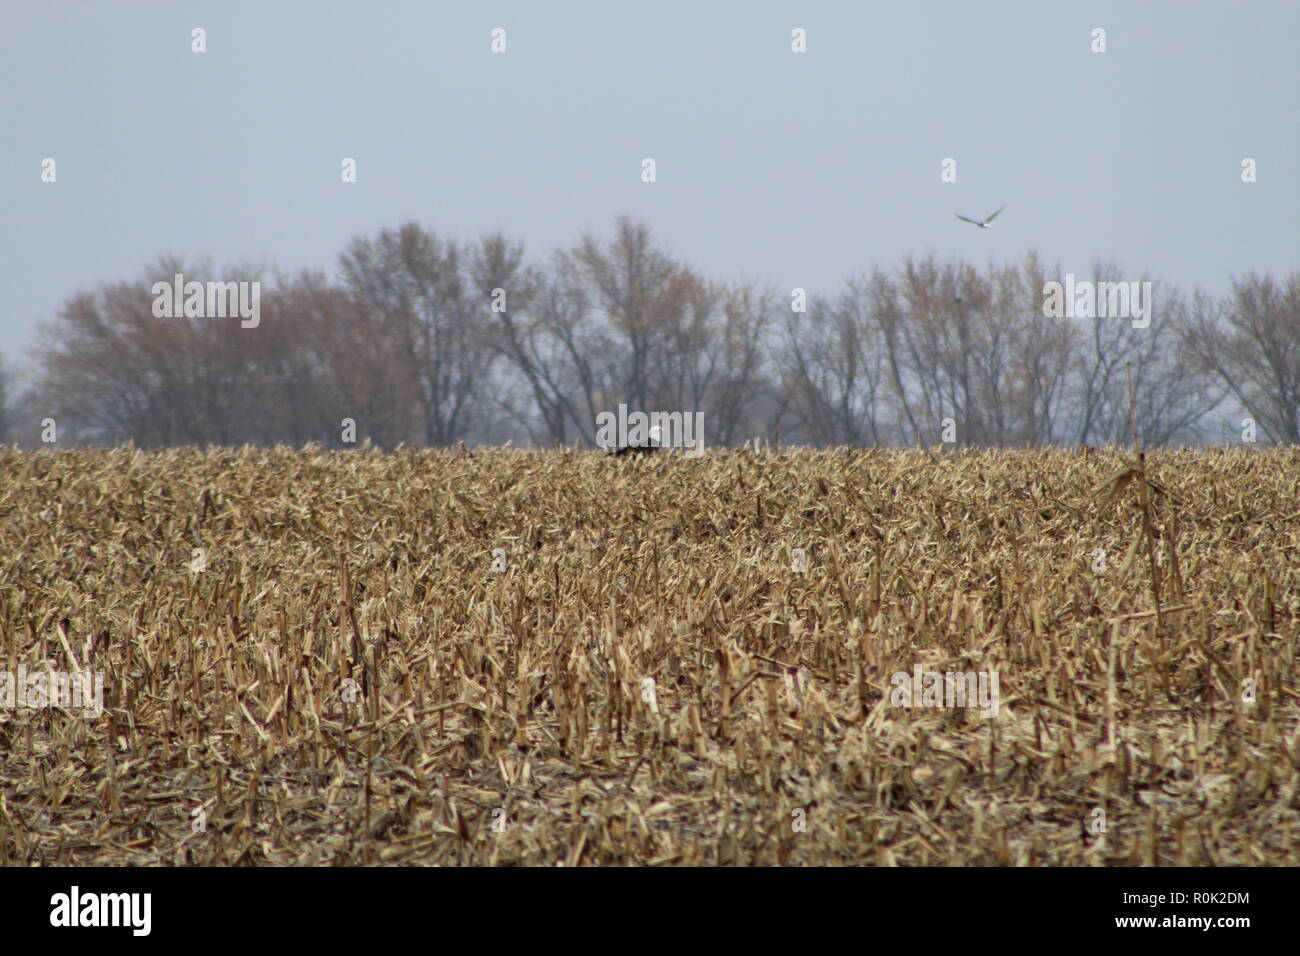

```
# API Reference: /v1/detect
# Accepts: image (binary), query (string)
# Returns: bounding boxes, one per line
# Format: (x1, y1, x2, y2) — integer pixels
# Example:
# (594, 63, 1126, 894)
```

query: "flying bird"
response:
(955, 205, 1005, 229)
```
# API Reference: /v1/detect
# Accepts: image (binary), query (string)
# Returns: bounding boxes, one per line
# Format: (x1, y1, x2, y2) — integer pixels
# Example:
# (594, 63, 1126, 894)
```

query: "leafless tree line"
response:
(7, 215, 1298, 448)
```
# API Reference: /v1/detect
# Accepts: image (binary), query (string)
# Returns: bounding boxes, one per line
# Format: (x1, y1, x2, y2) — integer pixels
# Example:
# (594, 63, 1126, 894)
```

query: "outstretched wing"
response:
(955, 214, 982, 225)
(982, 205, 1006, 225)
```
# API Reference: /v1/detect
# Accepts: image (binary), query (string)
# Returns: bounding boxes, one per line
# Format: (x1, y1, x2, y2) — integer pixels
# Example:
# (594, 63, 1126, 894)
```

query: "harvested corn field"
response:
(1, 445, 1298, 866)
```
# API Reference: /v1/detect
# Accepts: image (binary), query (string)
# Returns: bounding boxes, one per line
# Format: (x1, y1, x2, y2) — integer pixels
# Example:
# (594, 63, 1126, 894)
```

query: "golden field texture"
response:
(1, 445, 1298, 866)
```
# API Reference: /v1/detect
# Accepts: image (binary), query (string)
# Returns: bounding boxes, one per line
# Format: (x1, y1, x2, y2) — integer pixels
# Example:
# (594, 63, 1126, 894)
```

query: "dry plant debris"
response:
(1, 445, 1298, 866)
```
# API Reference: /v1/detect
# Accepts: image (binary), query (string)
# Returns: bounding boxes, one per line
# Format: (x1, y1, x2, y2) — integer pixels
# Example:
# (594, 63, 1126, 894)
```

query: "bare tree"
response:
(1179, 271, 1300, 444)
(260, 270, 422, 448)
(0, 353, 13, 443)
(551, 216, 777, 446)
(339, 224, 494, 446)
(467, 232, 573, 444)
(559, 216, 692, 418)
(29, 257, 270, 446)
(996, 255, 1076, 446)
(23, 223, 1287, 452)
(1061, 262, 1215, 446)
(705, 280, 777, 445)
(875, 256, 1015, 446)
(779, 278, 890, 445)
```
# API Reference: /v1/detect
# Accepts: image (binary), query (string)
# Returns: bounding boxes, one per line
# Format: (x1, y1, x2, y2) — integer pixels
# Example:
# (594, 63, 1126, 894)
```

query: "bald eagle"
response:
(607, 424, 663, 457)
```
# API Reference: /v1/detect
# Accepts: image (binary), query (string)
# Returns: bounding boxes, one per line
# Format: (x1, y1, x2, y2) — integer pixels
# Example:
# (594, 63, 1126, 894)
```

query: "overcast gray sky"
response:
(3, 0, 1296, 361)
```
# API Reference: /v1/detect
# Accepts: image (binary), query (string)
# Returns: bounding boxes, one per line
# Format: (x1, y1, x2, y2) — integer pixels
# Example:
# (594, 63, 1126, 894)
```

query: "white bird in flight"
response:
(955, 205, 1005, 229)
